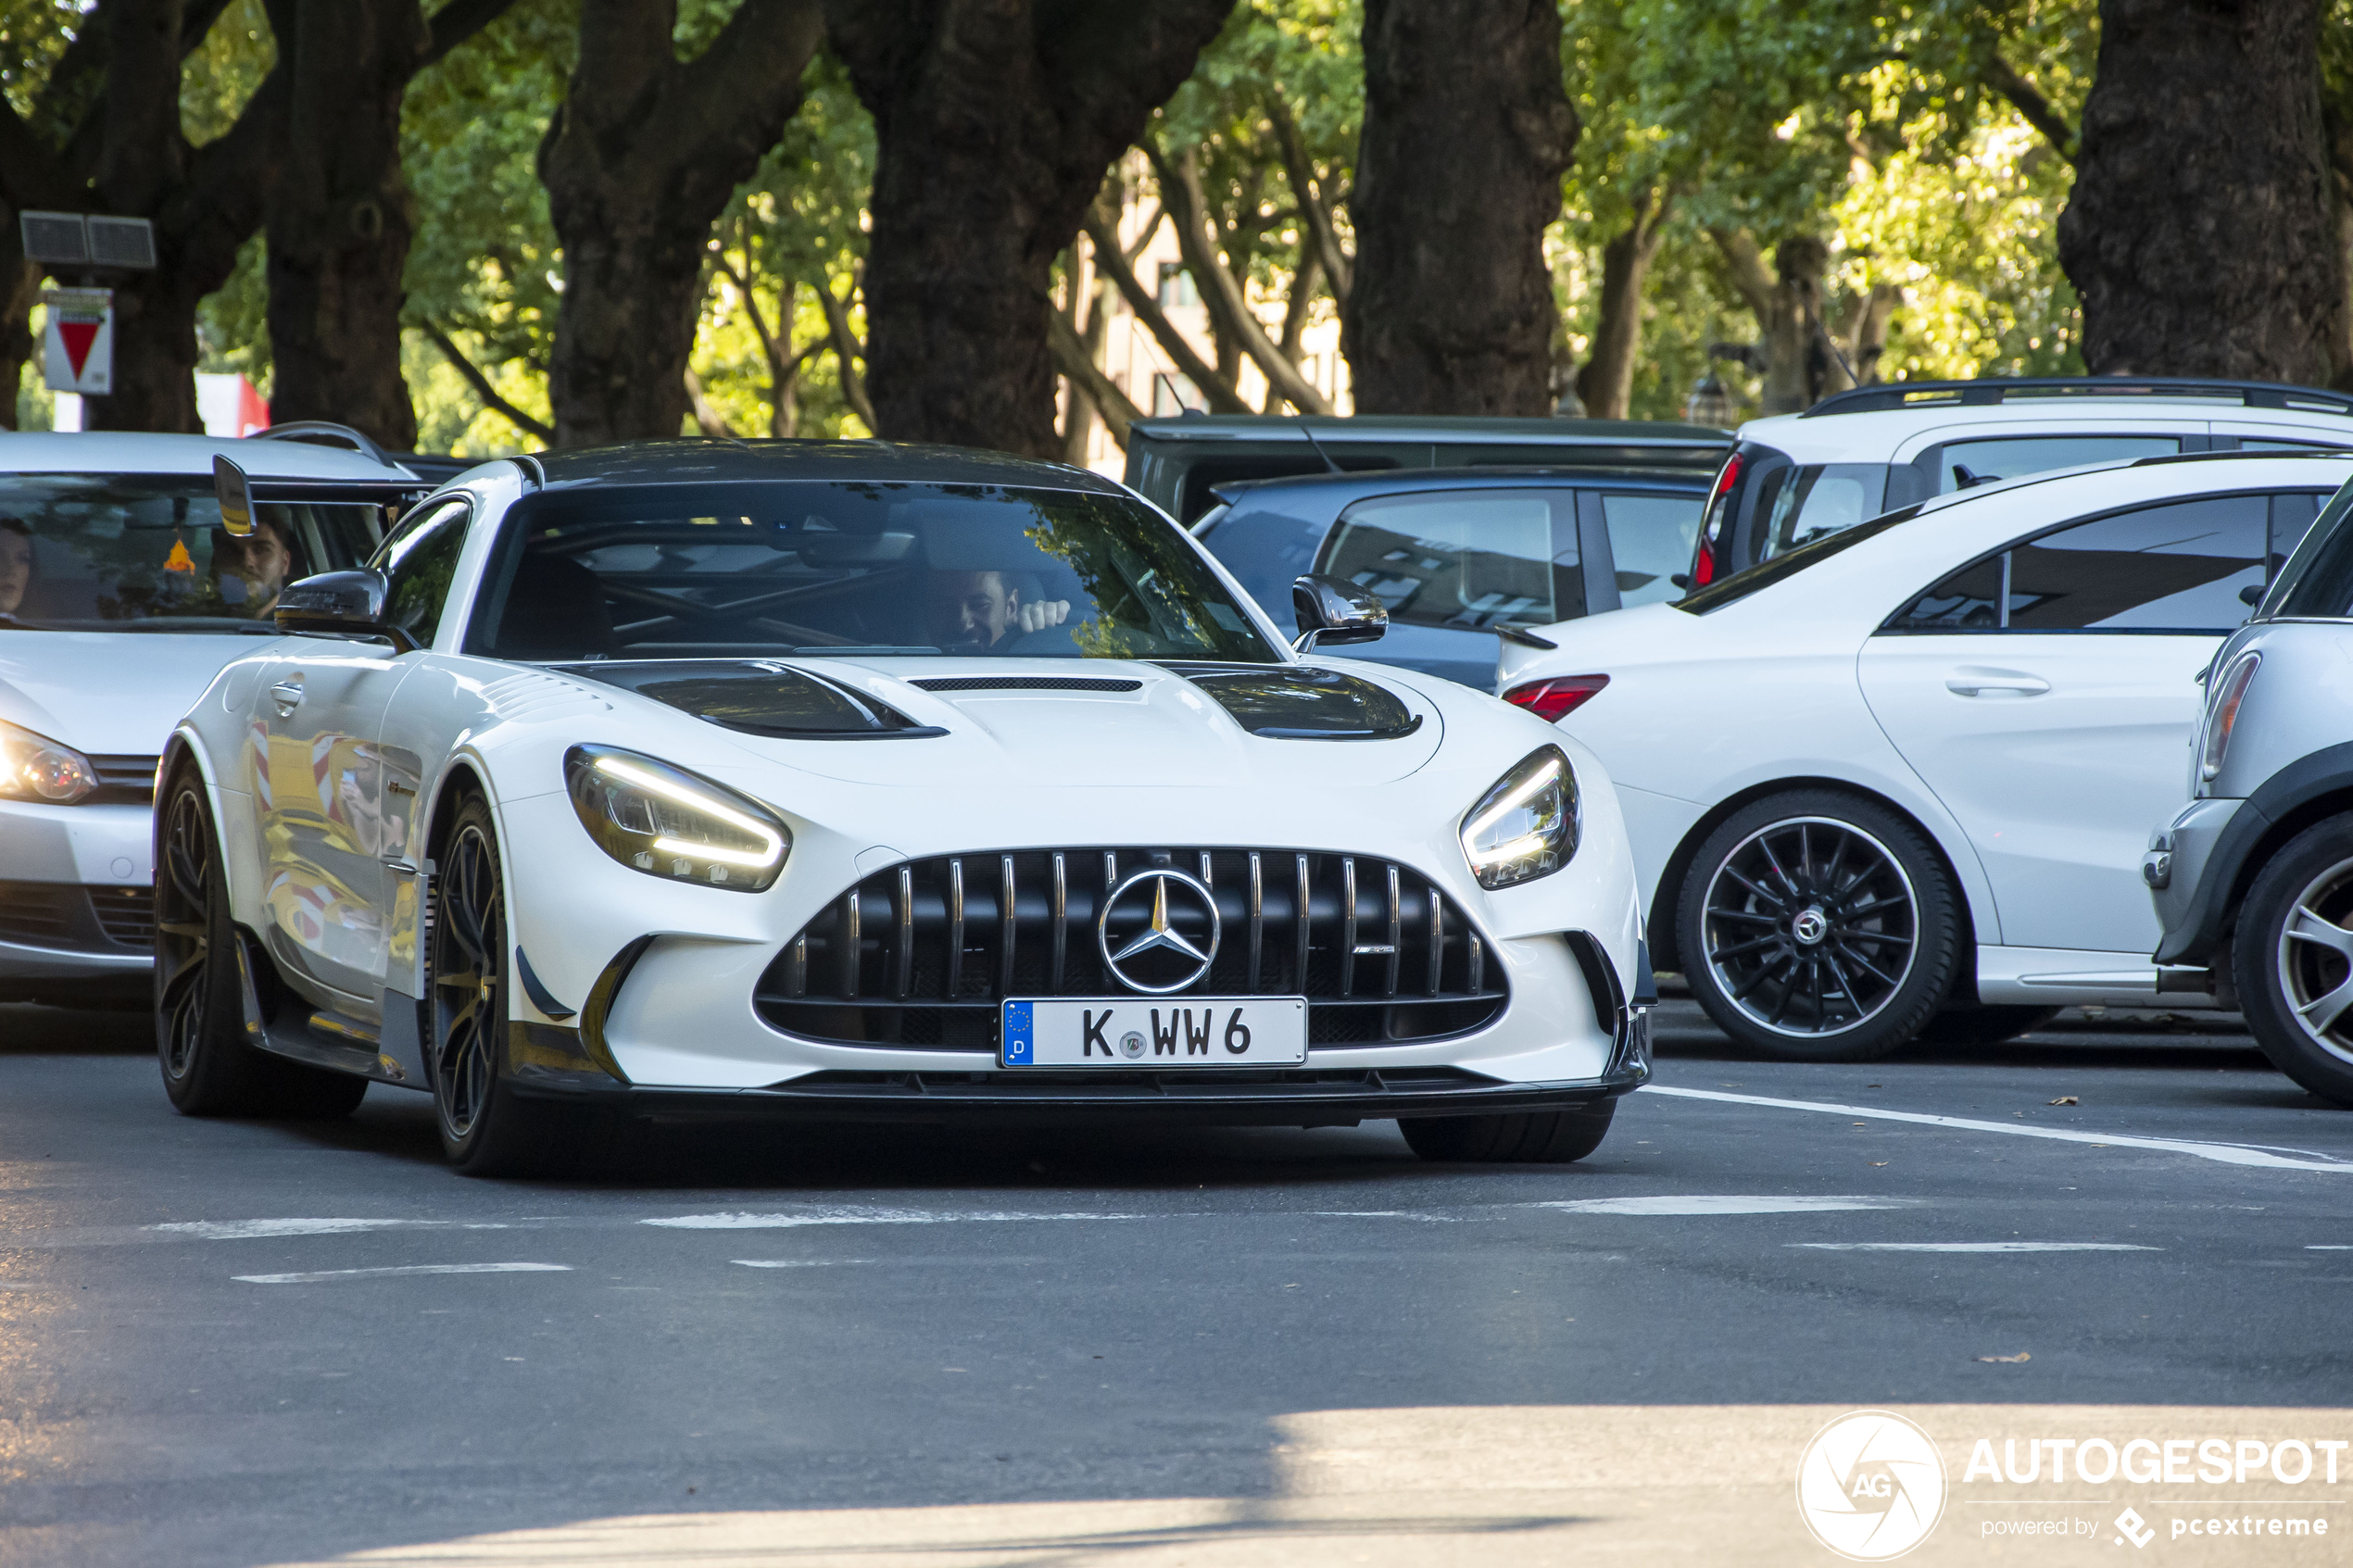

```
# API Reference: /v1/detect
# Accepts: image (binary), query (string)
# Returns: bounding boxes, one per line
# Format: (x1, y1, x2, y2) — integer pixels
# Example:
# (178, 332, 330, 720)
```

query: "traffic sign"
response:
(41, 288, 113, 395)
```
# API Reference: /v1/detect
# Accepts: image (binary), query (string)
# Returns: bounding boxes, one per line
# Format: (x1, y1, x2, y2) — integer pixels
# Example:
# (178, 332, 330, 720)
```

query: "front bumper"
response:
(0, 801, 156, 993)
(2148, 797, 2249, 967)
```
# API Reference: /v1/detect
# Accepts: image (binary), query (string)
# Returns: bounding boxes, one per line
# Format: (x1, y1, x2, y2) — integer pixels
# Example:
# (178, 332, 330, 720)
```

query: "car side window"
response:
(1753, 464, 1886, 560)
(369, 498, 472, 648)
(1599, 492, 1705, 608)
(1885, 494, 2275, 634)
(1315, 489, 1579, 631)
(1933, 434, 2180, 493)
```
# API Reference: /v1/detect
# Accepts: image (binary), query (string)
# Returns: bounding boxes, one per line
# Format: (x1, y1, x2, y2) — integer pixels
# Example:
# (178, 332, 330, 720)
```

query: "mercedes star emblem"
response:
(1098, 868, 1221, 994)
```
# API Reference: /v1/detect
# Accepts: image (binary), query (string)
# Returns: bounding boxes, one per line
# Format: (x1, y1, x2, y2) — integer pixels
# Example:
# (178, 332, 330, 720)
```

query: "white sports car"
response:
(157, 442, 1651, 1173)
(1496, 449, 2353, 1061)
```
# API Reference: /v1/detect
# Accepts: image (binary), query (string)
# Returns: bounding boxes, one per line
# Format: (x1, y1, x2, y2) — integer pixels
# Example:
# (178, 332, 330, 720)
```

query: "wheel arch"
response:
(2213, 784, 2353, 954)
(1645, 774, 1983, 992)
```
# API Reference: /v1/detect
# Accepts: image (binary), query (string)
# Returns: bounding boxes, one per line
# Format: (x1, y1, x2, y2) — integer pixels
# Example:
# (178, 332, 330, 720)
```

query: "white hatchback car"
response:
(1685, 376, 2353, 590)
(0, 429, 421, 1007)
(157, 442, 1652, 1174)
(1498, 450, 2353, 1060)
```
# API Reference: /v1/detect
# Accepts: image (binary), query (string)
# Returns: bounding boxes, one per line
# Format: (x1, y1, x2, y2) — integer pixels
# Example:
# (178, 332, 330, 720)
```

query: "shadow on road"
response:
(0, 1003, 150, 1053)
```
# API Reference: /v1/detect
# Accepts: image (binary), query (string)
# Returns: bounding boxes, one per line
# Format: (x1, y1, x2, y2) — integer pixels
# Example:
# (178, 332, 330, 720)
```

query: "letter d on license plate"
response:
(1000, 998, 1307, 1067)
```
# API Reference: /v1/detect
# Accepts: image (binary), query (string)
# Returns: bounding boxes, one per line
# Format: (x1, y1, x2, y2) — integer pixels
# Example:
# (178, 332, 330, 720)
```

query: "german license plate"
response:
(1000, 998, 1307, 1068)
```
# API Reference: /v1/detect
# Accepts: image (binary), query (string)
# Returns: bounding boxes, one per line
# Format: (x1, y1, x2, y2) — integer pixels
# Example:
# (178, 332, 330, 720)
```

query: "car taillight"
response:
(1503, 674, 1609, 722)
(2200, 651, 2260, 781)
(1689, 453, 1742, 588)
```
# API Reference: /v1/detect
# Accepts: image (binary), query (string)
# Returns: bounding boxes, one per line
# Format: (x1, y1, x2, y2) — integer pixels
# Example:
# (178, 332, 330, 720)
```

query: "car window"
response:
(466, 481, 1279, 663)
(2242, 436, 2353, 453)
(1600, 492, 1705, 607)
(371, 498, 471, 647)
(2264, 480, 2353, 618)
(1886, 493, 2277, 634)
(1935, 434, 2179, 493)
(1752, 464, 1884, 560)
(0, 474, 377, 633)
(1316, 489, 1579, 632)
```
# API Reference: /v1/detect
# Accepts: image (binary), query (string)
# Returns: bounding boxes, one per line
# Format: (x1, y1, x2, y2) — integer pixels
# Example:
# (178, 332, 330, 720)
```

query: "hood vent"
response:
(910, 675, 1143, 693)
(560, 659, 944, 740)
(1179, 665, 1422, 741)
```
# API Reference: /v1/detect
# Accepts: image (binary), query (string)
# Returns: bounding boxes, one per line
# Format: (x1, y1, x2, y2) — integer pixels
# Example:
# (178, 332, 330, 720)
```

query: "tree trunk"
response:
(1574, 188, 1670, 421)
(2057, 0, 2344, 383)
(541, 0, 823, 447)
(1343, 0, 1577, 415)
(0, 234, 37, 431)
(1709, 230, 1856, 415)
(824, 0, 1234, 457)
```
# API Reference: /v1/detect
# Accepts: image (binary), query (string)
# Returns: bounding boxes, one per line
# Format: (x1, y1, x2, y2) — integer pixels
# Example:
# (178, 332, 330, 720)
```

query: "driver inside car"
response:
(926, 568, 1071, 652)
(213, 515, 297, 619)
(0, 518, 31, 619)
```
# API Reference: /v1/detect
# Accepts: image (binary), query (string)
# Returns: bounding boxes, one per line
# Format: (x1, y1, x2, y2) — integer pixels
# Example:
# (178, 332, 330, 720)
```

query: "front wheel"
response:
(2233, 816, 2353, 1106)
(1400, 1101, 1615, 1162)
(1677, 791, 1961, 1062)
(428, 795, 579, 1174)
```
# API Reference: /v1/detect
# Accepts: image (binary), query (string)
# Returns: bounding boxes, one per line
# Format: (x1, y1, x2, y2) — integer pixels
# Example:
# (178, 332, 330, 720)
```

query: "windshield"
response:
(0, 475, 380, 633)
(1675, 508, 1919, 615)
(467, 481, 1281, 663)
(2265, 477, 2353, 618)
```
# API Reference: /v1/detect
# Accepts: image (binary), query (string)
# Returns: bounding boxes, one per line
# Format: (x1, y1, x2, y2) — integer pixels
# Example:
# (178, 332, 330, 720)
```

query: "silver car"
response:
(2147, 474, 2353, 1104)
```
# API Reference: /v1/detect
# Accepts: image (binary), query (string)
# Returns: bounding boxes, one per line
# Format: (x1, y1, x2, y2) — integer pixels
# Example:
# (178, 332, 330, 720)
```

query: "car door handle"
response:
(269, 679, 305, 716)
(1944, 670, 2049, 697)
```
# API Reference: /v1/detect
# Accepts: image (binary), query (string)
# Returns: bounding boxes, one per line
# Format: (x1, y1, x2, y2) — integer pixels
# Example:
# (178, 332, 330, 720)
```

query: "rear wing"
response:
(213, 455, 434, 537)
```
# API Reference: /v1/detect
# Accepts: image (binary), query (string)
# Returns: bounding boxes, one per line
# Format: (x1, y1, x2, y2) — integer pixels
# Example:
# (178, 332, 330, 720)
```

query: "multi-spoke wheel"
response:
(1677, 791, 1960, 1062)
(2234, 817, 2353, 1106)
(155, 768, 366, 1118)
(428, 794, 573, 1174)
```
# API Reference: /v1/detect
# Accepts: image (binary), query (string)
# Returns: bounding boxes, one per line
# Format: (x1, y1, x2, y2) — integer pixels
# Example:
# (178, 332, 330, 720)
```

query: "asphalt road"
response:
(5, 997, 2351, 1567)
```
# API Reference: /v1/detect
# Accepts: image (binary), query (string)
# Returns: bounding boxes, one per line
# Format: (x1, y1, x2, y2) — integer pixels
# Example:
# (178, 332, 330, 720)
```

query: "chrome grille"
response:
(756, 847, 1505, 1050)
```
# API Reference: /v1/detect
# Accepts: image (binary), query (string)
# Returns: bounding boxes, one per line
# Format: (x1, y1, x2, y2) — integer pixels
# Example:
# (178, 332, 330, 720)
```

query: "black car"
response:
(1195, 466, 1712, 688)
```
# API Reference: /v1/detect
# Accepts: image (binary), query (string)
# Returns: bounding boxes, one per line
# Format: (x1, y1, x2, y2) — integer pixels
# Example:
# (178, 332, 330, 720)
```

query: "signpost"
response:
(40, 288, 114, 395)
(19, 211, 155, 410)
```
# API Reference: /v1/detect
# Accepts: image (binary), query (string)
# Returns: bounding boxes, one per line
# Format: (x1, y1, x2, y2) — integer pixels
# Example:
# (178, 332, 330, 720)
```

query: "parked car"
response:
(1195, 466, 1711, 687)
(156, 439, 1653, 1173)
(1493, 449, 2353, 1061)
(1685, 376, 2353, 591)
(1124, 413, 1729, 524)
(0, 427, 424, 1008)
(2145, 474, 2353, 1104)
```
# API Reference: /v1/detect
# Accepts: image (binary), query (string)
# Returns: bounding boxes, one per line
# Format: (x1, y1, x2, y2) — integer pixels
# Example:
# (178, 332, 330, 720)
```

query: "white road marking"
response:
(1533, 1195, 1906, 1216)
(732, 1260, 877, 1269)
(1642, 1085, 2353, 1172)
(643, 1209, 1148, 1229)
(1792, 1242, 2160, 1253)
(233, 1262, 572, 1285)
(2308, 1245, 2353, 1250)
(153, 1219, 510, 1240)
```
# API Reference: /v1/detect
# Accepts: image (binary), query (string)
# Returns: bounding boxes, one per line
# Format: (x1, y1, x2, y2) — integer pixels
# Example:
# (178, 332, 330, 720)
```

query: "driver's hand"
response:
(1016, 598, 1072, 633)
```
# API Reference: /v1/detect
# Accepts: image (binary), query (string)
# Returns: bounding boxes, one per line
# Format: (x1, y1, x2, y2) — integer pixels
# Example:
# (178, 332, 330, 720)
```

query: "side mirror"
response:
(213, 454, 254, 538)
(274, 570, 420, 653)
(1291, 573, 1387, 653)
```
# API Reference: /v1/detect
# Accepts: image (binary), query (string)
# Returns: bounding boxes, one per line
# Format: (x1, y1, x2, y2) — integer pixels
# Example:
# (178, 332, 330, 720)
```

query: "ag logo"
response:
(1795, 1410, 1946, 1561)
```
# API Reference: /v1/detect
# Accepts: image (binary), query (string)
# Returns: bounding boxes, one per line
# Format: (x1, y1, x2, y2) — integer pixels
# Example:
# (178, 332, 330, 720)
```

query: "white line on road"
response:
(233, 1263, 572, 1285)
(732, 1260, 878, 1268)
(643, 1209, 1149, 1229)
(1642, 1085, 2353, 1172)
(1792, 1242, 2160, 1253)
(155, 1219, 511, 1240)
(1534, 1195, 1908, 1216)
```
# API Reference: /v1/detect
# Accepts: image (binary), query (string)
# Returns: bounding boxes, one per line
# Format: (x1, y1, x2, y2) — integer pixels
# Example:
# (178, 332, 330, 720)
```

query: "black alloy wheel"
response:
(2233, 815, 2353, 1106)
(155, 769, 366, 1118)
(1399, 1100, 1616, 1162)
(1678, 791, 1959, 1062)
(428, 794, 572, 1174)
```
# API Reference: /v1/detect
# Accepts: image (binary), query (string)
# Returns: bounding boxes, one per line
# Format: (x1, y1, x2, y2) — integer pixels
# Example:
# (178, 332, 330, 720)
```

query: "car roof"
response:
(1212, 464, 1711, 505)
(0, 430, 413, 480)
(523, 438, 1129, 495)
(1128, 413, 1731, 446)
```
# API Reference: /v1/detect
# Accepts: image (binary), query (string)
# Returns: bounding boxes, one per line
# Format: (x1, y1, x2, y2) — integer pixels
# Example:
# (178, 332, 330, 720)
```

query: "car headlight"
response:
(1460, 745, 1578, 890)
(0, 719, 98, 804)
(563, 744, 789, 893)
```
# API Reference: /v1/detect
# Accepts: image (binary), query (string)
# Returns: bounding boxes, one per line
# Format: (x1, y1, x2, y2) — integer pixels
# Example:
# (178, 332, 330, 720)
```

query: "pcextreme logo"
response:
(1796, 1410, 1949, 1560)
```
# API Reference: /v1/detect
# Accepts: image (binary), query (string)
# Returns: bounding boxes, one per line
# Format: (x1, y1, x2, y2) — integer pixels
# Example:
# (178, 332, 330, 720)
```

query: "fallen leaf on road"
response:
(1977, 1352, 2032, 1363)
(2049, 1096, 2078, 1106)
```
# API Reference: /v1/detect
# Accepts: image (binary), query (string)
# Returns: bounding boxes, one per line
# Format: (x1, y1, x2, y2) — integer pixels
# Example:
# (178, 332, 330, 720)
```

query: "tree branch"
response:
(1267, 89, 1350, 308)
(419, 0, 521, 70)
(1706, 226, 1779, 323)
(1983, 53, 2076, 165)
(815, 278, 878, 433)
(683, 365, 741, 437)
(423, 320, 554, 441)
(1148, 141, 1332, 416)
(1050, 307, 1140, 449)
(1079, 206, 1251, 414)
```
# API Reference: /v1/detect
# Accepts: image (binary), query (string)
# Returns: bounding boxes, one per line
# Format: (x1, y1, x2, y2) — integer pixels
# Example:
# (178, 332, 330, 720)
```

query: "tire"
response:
(1676, 790, 1961, 1063)
(2232, 815, 2353, 1106)
(155, 769, 368, 1119)
(1400, 1100, 1615, 1162)
(1915, 1005, 2061, 1048)
(428, 794, 577, 1175)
